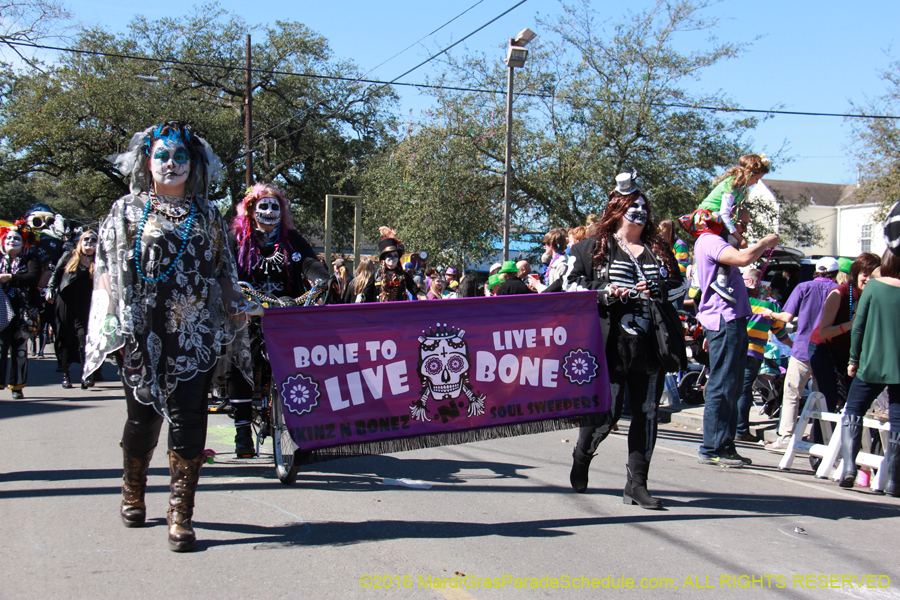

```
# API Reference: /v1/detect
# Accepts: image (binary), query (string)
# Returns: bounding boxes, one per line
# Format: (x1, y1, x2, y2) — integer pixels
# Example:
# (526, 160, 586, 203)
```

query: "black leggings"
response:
(121, 367, 213, 461)
(576, 369, 665, 464)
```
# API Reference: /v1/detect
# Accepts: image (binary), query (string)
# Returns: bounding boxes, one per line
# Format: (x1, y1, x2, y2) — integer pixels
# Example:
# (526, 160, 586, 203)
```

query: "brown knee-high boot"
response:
(121, 447, 154, 527)
(167, 450, 205, 552)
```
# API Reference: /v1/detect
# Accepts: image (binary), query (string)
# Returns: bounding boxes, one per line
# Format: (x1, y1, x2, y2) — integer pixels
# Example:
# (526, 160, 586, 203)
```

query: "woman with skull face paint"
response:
(566, 173, 685, 509)
(46, 230, 98, 389)
(361, 227, 422, 303)
(226, 182, 329, 457)
(0, 223, 42, 399)
(84, 121, 253, 552)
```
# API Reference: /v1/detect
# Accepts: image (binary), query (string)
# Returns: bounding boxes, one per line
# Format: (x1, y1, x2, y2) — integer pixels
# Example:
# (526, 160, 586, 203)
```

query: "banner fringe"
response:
(298, 413, 608, 465)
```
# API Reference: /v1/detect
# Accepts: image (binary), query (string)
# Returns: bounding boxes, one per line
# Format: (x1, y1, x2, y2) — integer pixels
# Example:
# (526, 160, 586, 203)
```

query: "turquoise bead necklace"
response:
(135, 193, 196, 283)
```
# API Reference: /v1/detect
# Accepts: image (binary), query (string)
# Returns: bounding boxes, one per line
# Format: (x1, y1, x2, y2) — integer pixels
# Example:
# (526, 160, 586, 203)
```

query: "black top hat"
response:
(378, 237, 401, 260)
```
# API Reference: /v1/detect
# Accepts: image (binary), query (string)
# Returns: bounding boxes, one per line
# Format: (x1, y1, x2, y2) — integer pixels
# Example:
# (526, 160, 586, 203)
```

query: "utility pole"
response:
(502, 66, 514, 261)
(245, 33, 253, 188)
(501, 28, 535, 261)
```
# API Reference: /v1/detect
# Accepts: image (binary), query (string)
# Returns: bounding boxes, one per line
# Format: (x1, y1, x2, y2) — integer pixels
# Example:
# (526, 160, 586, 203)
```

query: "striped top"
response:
(747, 296, 790, 359)
(601, 243, 687, 336)
(673, 238, 689, 276)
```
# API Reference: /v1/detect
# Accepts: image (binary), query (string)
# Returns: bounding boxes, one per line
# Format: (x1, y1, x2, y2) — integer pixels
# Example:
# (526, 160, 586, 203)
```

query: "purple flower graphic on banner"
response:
(281, 373, 320, 416)
(563, 349, 599, 386)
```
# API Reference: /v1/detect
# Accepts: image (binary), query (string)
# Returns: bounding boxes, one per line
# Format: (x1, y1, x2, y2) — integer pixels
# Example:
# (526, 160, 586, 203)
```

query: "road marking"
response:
(657, 443, 900, 507)
(208, 491, 311, 525)
(435, 588, 478, 600)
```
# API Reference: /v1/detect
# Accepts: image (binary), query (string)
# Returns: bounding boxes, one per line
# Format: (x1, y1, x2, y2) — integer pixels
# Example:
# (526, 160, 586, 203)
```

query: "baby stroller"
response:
(675, 311, 708, 405)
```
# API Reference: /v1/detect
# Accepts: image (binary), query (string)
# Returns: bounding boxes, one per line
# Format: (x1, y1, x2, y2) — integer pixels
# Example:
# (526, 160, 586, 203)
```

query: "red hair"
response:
(1, 221, 39, 254)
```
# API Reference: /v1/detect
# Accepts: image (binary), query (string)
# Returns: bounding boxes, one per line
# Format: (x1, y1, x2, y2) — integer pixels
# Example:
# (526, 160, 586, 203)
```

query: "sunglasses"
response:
(82, 236, 98, 243)
(28, 215, 55, 228)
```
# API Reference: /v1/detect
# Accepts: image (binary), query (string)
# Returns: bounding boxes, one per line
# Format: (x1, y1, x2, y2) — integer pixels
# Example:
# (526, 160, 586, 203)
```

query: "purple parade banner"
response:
(262, 291, 611, 453)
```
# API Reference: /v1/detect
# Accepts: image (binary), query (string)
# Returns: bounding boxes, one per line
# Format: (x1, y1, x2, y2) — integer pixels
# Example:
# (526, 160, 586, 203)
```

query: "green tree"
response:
(387, 0, 775, 241)
(0, 4, 396, 243)
(358, 117, 502, 267)
(850, 57, 900, 215)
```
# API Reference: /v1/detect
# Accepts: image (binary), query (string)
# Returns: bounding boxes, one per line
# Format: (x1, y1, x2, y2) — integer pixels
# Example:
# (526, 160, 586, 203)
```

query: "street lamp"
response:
(502, 28, 536, 261)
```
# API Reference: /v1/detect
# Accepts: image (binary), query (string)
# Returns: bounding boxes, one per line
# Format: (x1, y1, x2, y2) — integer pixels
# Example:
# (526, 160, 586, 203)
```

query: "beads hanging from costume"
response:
(135, 195, 196, 284)
(848, 283, 855, 321)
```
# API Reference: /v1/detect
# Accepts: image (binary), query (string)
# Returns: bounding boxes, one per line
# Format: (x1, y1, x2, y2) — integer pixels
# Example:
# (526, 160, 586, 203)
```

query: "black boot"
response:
(81, 372, 95, 389)
(61, 368, 72, 389)
(232, 400, 256, 458)
(838, 414, 864, 488)
(884, 431, 900, 498)
(234, 426, 256, 458)
(624, 460, 663, 510)
(569, 447, 593, 493)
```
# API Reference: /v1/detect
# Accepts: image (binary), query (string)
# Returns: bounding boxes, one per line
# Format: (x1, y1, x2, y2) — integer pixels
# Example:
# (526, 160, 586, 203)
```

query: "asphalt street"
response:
(1, 350, 898, 600)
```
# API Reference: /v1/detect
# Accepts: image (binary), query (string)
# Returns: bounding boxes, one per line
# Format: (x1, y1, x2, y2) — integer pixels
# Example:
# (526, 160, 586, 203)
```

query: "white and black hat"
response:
(615, 172, 639, 195)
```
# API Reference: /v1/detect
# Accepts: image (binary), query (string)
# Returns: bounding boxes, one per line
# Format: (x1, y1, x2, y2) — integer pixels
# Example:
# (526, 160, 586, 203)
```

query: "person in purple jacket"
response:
(691, 212, 779, 467)
(765, 257, 840, 450)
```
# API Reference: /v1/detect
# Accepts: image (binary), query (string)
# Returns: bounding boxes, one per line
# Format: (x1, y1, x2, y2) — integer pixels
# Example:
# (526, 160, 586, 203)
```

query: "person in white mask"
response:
(0, 223, 42, 399)
(361, 227, 423, 302)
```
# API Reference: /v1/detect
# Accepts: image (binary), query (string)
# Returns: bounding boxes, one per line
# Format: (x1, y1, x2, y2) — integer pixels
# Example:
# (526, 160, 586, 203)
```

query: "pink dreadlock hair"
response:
(231, 183, 297, 286)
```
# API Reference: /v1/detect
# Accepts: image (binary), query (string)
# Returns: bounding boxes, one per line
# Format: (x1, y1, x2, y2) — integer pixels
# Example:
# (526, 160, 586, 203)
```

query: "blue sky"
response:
(27, 0, 900, 185)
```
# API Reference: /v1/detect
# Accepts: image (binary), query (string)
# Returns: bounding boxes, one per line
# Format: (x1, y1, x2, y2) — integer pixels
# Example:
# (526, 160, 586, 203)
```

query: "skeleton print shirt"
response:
(566, 234, 684, 375)
(603, 241, 685, 373)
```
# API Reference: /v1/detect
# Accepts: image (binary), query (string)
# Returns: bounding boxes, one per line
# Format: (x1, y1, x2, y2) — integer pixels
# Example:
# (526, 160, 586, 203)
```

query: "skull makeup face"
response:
(383, 251, 399, 270)
(80, 233, 98, 254)
(623, 196, 648, 226)
(149, 139, 190, 190)
(419, 328, 470, 400)
(3, 231, 23, 255)
(254, 197, 282, 231)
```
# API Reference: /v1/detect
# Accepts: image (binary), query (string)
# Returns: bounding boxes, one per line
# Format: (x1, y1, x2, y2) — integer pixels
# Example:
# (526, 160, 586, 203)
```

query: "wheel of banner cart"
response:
(271, 388, 301, 485)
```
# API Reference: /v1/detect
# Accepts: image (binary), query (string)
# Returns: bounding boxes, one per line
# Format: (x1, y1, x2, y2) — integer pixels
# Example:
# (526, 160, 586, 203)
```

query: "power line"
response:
(248, 0, 491, 150)
(241, 0, 531, 164)
(8, 38, 899, 122)
(362, 0, 486, 78)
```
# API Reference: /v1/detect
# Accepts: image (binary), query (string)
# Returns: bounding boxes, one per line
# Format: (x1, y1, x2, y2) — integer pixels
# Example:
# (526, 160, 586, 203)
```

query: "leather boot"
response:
(167, 450, 205, 552)
(121, 447, 154, 527)
(838, 415, 864, 488)
(234, 426, 256, 458)
(569, 447, 593, 493)
(61, 368, 72, 389)
(884, 431, 900, 498)
(624, 460, 663, 510)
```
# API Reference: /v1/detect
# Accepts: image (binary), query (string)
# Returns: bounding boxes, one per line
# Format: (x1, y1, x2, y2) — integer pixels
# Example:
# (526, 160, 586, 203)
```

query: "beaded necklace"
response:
(134, 195, 196, 283)
(848, 283, 855, 320)
(544, 252, 564, 285)
(755, 245, 775, 287)
(149, 192, 191, 219)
